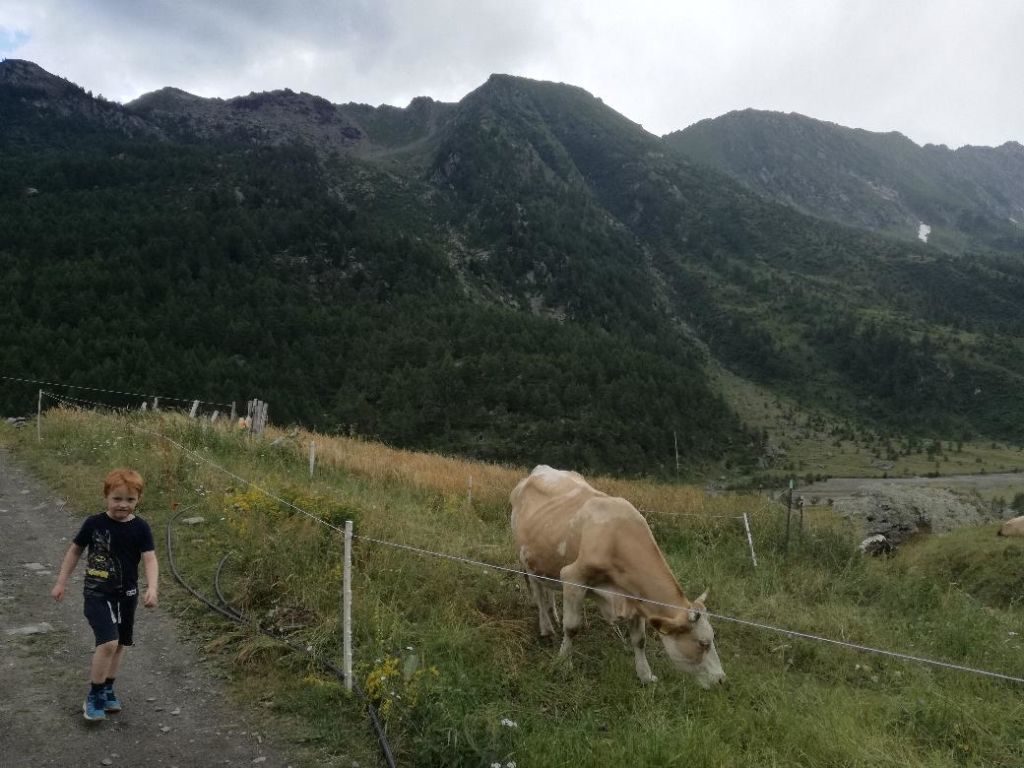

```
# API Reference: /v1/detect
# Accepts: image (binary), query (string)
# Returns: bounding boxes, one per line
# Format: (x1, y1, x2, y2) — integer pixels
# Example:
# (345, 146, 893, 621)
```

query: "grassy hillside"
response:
(4, 410, 1022, 767)
(712, 364, 1024, 492)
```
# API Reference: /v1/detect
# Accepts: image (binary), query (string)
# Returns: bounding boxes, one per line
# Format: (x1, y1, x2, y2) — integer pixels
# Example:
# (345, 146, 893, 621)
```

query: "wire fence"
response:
(1, 373, 234, 408)
(35, 392, 1024, 686)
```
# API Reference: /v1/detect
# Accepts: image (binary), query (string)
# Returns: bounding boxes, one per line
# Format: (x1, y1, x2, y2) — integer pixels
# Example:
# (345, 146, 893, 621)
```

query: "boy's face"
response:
(105, 484, 141, 521)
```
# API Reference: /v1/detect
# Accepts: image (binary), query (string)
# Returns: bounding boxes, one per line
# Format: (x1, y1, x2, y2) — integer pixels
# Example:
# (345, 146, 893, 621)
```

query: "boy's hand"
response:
(50, 583, 66, 602)
(144, 587, 158, 608)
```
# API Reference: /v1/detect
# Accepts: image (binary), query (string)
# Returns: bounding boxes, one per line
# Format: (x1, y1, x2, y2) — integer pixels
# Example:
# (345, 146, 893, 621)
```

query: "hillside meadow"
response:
(2, 408, 1022, 767)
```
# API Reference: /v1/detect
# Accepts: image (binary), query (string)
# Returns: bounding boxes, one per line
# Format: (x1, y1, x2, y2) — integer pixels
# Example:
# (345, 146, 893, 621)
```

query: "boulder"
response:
(835, 486, 992, 550)
(858, 534, 893, 556)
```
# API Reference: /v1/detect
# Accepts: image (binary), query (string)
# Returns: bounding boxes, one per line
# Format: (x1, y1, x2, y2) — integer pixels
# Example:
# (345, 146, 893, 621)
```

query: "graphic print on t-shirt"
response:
(85, 529, 120, 593)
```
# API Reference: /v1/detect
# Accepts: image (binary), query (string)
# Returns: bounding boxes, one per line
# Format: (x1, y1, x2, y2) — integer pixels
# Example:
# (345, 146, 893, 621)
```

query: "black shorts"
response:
(83, 593, 139, 646)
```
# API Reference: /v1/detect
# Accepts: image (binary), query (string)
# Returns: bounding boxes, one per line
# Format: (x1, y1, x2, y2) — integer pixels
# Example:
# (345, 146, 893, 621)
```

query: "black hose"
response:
(167, 508, 397, 768)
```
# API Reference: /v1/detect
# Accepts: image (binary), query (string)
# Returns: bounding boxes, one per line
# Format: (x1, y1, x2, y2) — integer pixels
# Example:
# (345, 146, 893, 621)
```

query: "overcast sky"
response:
(2, 1, 1021, 149)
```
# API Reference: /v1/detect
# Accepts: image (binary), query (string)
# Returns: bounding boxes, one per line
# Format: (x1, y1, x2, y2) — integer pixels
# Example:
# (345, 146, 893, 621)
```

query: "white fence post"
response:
(309, 441, 316, 478)
(343, 520, 353, 693)
(468, 475, 473, 505)
(189, 400, 200, 418)
(37, 389, 42, 442)
(742, 512, 758, 568)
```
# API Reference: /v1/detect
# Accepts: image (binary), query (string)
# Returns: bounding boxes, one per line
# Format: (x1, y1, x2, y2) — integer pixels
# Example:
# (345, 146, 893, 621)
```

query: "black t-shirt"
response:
(73, 513, 155, 597)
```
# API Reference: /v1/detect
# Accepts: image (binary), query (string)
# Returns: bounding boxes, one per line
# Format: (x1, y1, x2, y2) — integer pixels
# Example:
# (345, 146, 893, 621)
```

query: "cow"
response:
(997, 515, 1024, 537)
(510, 465, 726, 688)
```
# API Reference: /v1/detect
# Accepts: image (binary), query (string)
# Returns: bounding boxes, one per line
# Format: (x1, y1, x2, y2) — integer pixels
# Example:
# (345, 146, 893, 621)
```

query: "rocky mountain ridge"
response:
(665, 109, 1024, 253)
(0, 58, 163, 141)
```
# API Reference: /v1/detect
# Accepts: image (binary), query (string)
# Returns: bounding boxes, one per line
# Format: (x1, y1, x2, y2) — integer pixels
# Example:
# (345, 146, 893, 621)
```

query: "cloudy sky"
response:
(2, 1, 1021, 148)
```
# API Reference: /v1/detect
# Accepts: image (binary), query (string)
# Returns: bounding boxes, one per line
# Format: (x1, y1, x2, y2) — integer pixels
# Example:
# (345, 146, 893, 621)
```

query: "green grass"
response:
(3, 410, 1024, 767)
(712, 363, 1024, 488)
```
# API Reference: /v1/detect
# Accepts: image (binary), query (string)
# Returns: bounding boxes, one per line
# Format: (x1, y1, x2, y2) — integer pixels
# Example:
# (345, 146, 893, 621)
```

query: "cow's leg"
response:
(547, 587, 561, 626)
(629, 615, 657, 684)
(558, 562, 589, 658)
(527, 576, 556, 637)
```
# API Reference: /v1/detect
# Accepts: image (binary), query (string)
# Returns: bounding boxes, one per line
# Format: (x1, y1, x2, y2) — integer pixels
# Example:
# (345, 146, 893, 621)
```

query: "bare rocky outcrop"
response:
(834, 486, 999, 550)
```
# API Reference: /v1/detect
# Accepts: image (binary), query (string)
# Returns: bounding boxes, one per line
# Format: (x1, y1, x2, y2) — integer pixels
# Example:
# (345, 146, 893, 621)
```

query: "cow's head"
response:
(649, 590, 726, 689)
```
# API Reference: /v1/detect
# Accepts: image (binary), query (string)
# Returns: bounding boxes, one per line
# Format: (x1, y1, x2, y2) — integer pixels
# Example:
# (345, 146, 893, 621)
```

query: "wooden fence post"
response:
(343, 520, 353, 693)
(785, 479, 793, 552)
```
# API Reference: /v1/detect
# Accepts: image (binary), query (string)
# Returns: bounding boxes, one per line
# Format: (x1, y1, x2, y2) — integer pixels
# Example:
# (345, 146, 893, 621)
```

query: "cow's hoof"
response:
(640, 674, 658, 685)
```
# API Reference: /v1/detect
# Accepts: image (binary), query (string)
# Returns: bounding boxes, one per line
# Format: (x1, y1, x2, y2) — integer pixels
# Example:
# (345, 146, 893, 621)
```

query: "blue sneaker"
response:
(83, 690, 107, 721)
(103, 686, 122, 713)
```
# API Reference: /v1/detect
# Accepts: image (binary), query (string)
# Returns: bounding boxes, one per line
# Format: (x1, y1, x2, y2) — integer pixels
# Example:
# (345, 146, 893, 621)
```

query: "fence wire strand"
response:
(38, 395, 1024, 686)
(3, 372, 232, 407)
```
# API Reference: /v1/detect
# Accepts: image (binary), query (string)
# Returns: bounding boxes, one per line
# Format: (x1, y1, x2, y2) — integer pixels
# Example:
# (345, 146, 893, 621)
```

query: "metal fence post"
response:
(743, 512, 758, 567)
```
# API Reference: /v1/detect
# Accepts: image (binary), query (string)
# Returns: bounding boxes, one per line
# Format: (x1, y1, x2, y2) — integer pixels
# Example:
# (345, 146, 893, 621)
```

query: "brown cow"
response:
(997, 515, 1024, 537)
(510, 465, 725, 687)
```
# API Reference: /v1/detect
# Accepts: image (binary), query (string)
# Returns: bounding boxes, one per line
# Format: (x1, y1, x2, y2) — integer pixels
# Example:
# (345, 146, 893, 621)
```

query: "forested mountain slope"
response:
(2, 60, 1023, 477)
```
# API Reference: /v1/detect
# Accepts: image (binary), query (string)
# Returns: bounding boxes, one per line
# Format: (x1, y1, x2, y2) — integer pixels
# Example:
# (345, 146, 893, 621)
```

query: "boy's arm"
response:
(142, 550, 159, 608)
(51, 543, 83, 601)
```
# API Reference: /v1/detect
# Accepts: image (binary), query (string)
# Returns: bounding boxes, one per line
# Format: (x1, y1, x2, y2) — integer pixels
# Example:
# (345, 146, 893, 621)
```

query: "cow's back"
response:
(511, 466, 655, 581)
(511, 466, 602, 576)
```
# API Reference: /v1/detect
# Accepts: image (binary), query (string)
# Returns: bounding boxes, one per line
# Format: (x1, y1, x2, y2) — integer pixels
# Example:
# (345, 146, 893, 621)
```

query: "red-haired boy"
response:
(51, 468, 159, 721)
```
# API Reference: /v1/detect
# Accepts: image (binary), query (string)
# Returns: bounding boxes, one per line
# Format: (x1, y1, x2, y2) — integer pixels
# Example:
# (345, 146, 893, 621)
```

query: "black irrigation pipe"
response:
(166, 508, 397, 768)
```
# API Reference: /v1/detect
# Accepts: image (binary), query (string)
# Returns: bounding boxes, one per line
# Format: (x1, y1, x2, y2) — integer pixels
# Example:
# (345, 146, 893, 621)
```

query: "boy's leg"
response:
(83, 596, 120, 720)
(102, 595, 137, 712)
(101, 646, 126, 712)
(89, 640, 119, 683)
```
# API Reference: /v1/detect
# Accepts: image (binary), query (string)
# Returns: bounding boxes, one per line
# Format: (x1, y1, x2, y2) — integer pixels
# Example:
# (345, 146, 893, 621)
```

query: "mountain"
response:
(0, 58, 163, 144)
(664, 109, 1024, 253)
(3, 60, 1024, 477)
(127, 86, 457, 158)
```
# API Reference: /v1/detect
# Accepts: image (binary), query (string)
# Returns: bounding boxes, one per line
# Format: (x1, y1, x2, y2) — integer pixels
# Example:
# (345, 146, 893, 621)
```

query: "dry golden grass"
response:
(265, 423, 764, 519)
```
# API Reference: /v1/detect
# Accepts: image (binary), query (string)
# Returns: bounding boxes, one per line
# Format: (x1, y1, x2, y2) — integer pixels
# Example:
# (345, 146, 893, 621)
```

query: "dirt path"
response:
(0, 447, 299, 768)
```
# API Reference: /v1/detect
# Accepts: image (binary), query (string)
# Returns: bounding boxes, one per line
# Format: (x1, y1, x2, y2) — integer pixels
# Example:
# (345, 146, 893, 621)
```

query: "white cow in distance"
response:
(510, 465, 726, 688)
(998, 515, 1024, 537)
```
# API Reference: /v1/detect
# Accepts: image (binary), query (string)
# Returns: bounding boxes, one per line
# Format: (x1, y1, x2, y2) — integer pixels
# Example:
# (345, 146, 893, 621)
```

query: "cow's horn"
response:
(695, 589, 709, 604)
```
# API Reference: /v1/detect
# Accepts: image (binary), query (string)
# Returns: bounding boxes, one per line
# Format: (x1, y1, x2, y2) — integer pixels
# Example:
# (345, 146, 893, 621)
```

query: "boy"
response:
(51, 468, 159, 721)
